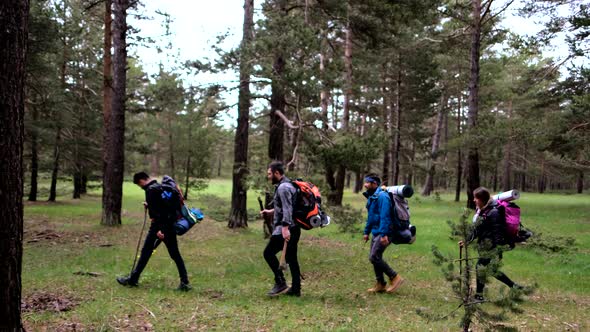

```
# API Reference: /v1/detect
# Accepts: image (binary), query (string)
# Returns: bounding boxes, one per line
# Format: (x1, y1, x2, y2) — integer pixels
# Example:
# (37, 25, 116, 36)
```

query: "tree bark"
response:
(455, 92, 463, 202)
(48, 127, 61, 202)
(577, 171, 584, 194)
(382, 63, 391, 185)
(422, 93, 447, 196)
(320, 29, 330, 130)
(268, 0, 287, 162)
(28, 104, 39, 201)
(342, 2, 352, 132)
(228, 0, 254, 229)
(466, 0, 482, 209)
(0, 0, 28, 328)
(391, 60, 401, 185)
(102, 0, 128, 226)
(102, 0, 112, 213)
(502, 99, 513, 191)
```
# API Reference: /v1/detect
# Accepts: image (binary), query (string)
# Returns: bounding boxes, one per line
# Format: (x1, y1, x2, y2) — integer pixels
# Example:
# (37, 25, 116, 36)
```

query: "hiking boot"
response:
(367, 281, 387, 293)
(285, 287, 301, 297)
(474, 294, 485, 302)
(512, 283, 524, 290)
(116, 276, 138, 287)
(176, 282, 192, 292)
(267, 282, 288, 296)
(386, 275, 404, 293)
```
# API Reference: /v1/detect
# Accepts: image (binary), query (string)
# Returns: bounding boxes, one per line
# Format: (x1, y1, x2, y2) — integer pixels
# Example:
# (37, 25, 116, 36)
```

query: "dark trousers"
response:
(263, 226, 301, 290)
(476, 252, 514, 293)
(130, 222, 189, 284)
(369, 235, 397, 284)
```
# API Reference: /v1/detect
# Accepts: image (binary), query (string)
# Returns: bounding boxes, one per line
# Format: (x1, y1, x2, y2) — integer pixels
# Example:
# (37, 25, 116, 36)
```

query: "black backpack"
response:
(147, 181, 182, 222)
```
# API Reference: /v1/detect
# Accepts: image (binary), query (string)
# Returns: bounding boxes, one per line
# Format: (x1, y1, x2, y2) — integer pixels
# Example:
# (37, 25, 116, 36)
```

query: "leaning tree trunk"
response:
(0, 0, 28, 328)
(422, 93, 447, 196)
(102, 0, 128, 226)
(465, 0, 482, 210)
(228, 0, 254, 229)
(102, 0, 112, 213)
(28, 104, 39, 201)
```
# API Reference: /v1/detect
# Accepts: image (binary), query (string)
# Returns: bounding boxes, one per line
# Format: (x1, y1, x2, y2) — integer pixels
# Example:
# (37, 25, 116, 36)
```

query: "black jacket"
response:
(468, 200, 507, 250)
(143, 180, 180, 230)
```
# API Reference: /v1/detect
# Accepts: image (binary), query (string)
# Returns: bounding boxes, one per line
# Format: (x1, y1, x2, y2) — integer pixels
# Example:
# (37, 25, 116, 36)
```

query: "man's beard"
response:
(271, 175, 280, 184)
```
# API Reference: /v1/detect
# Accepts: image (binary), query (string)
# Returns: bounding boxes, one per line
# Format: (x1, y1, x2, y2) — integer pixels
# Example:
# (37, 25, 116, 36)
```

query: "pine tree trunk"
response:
(502, 99, 513, 191)
(102, 0, 112, 213)
(102, 0, 128, 226)
(268, 0, 287, 162)
(228, 0, 254, 229)
(520, 143, 527, 191)
(382, 63, 391, 185)
(391, 61, 401, 185)
(167, 112, 175, 178)
(577, 171, 584, 194)
(0, 0, 28, 328)
(455, 92, 463, 202)
(48, 128, 61, 202)
(422, 94, 447, 196)
(342, 2, 352, 133)
(28, 104, 39, 201)
(466, 0, 482, 209)
(320, 29, 330, 130)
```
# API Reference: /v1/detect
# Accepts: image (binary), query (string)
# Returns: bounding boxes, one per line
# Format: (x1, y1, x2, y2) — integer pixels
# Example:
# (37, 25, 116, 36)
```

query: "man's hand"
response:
(157, 231, 165, 240)
(380, 235, 389, 246)
(281, 226, 291, 241)
(458, 240, 464, 247)
(260, 209, 274, 219)
(363, 234, 369, 243)
(143, 201, 148, 210)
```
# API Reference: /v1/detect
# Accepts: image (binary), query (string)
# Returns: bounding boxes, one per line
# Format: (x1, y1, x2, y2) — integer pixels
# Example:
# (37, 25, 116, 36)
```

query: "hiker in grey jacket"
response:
(260, 161, 301, 297)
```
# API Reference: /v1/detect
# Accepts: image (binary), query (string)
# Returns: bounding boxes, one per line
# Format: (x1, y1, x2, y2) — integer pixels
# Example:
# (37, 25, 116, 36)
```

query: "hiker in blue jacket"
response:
(362, 174, 404, 294)
(459, 187, 522, 301)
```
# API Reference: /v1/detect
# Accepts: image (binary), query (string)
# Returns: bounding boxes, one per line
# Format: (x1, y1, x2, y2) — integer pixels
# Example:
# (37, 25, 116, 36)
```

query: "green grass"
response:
(22, 179, 590, 331)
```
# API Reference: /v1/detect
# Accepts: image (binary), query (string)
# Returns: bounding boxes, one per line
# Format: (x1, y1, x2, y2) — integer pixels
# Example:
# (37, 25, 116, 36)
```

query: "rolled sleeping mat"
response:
(387, 185, 414, 198)
(493, 189, 520, 202)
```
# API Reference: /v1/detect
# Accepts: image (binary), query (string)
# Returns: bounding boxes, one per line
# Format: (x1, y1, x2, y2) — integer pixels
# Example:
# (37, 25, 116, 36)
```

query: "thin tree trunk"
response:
(102, 0, 112, 213)
(502, 99, 513, 191)
(320, 29, 330, 130)
(167, 112, 175, 178)
(102, 0, 128, 226)
(455, 92, 463, 202)
(48, 128, 61, 202)
(184, 118, 193, 200)
(466, 0, 482, 209)
(577, 171, 584, 194)
(382, 63, 391, 185)
(0, 0, 28, 328)
(229, 0, 254, 229)
(342, 2, 352, 132)
(520, 143, 527, 191)
(422, 93, 447, 196)
(28, 104, 39, 201)
(391, 59, 401, 185)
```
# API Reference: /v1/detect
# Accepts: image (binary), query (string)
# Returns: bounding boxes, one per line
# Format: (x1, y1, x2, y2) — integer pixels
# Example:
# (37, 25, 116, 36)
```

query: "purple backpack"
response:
(496, 200, 521, 242)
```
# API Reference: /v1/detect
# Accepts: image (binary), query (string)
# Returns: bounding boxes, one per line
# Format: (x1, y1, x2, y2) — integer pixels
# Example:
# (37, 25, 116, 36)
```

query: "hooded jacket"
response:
(363, 187, 393, 237)
(468, 199, 507, 250)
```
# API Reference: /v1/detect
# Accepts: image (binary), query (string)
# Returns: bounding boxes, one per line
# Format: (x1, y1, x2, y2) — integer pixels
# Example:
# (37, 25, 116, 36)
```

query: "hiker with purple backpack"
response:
(459, 187, 523, 301)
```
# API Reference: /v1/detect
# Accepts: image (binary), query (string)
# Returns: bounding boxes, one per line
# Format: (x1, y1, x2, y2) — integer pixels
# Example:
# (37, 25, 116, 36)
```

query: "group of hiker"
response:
(117, 161, 522, 301)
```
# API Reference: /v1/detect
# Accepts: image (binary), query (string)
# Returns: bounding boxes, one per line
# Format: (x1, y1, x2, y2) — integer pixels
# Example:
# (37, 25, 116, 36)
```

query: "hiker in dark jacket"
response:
(460, 187, 522, 301)
(116, 172, 191, 291)
(362, 174, 404, 294)
(260, 161, 301, 297)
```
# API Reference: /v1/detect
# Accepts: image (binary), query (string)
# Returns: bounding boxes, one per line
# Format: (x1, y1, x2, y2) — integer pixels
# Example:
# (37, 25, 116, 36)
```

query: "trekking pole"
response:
(130, 208, 148, 275)
(459, 244, 463, 292)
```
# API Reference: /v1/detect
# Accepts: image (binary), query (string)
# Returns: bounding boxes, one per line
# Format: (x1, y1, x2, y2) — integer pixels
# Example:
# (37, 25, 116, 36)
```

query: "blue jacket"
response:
(363, 187, 393, 237)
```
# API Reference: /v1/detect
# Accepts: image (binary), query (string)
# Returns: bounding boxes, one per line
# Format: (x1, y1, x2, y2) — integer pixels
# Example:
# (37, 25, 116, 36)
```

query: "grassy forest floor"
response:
(22, 179, 589, 331)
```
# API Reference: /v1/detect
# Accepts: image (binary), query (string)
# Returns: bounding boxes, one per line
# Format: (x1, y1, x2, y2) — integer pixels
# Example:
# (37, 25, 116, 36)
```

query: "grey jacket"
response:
(272, 176, 297, 235)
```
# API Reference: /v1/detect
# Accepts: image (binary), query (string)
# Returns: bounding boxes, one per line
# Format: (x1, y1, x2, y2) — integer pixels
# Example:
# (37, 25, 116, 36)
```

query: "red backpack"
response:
(291, 180, 330, 230)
